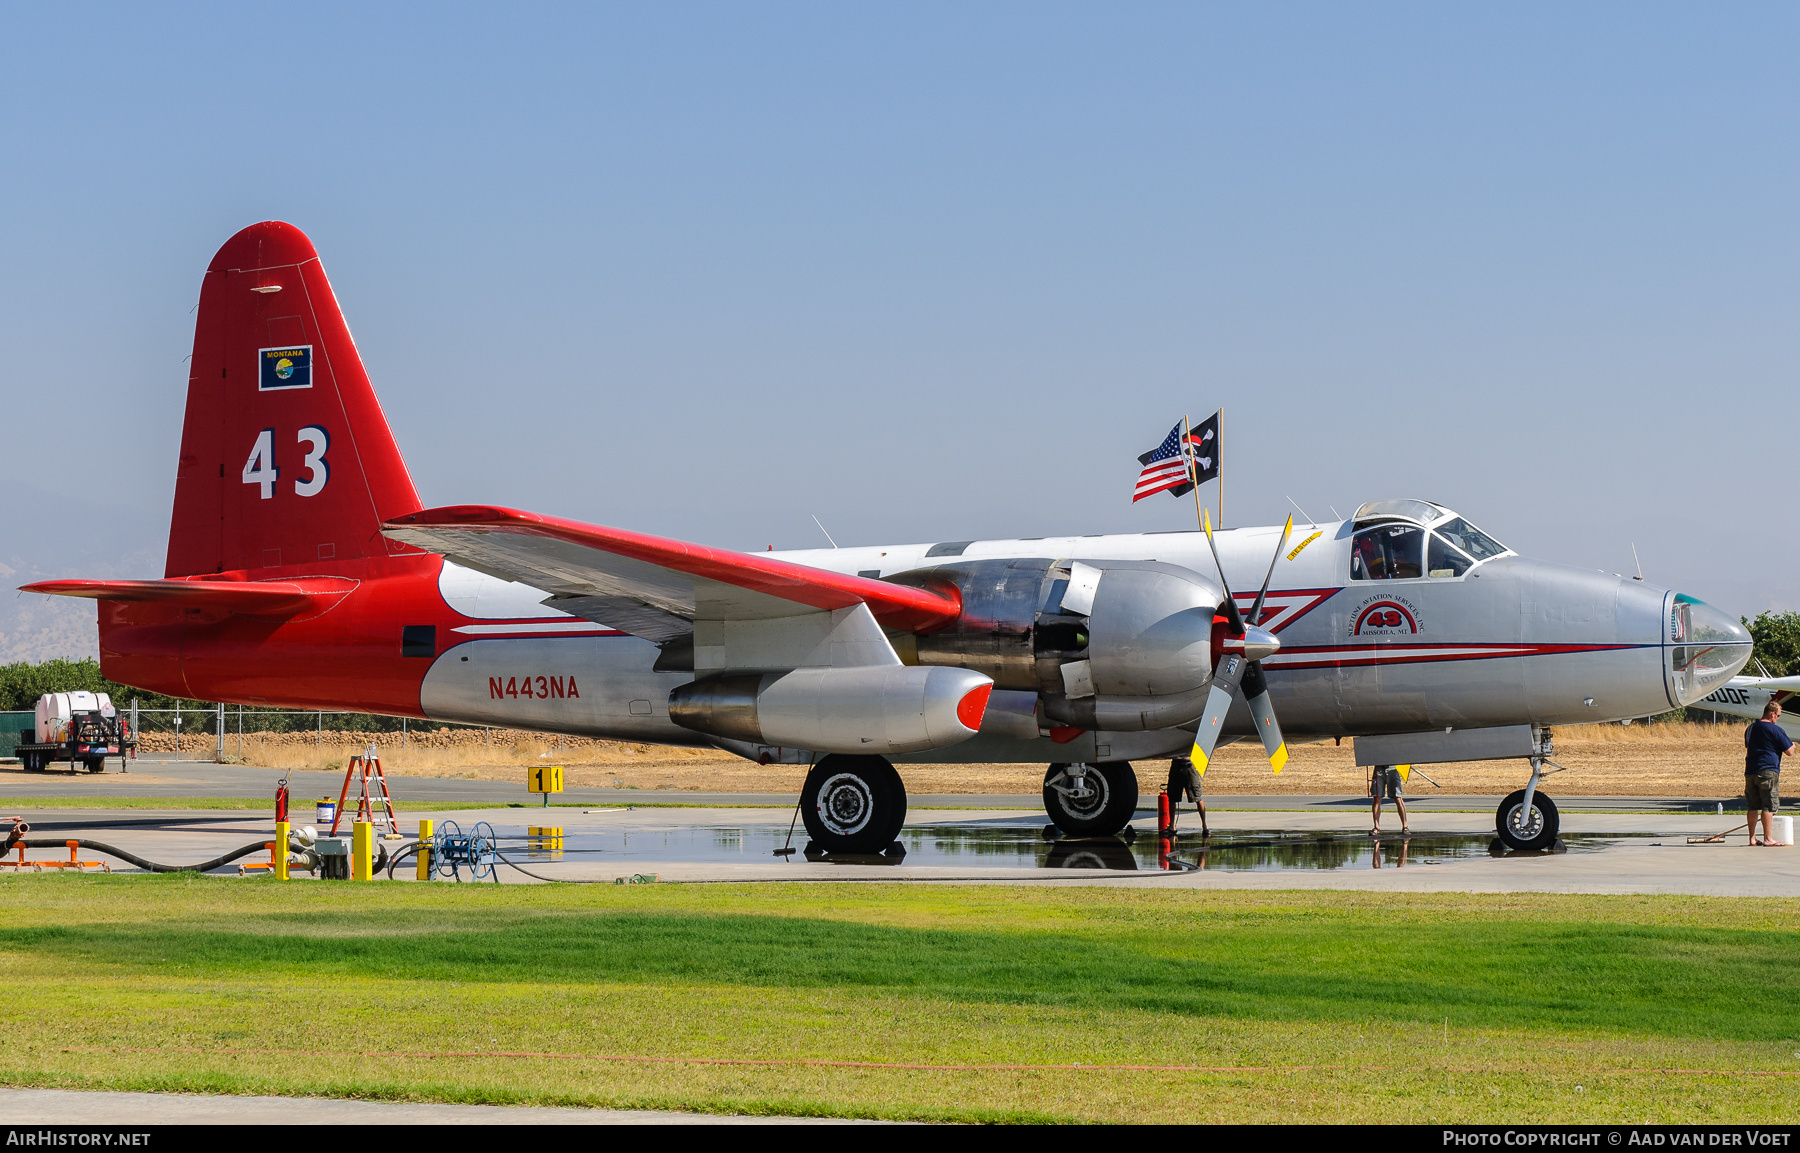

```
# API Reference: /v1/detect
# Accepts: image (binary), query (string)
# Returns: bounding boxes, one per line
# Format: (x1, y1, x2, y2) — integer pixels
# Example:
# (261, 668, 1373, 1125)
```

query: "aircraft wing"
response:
(383, 505, 962, 643)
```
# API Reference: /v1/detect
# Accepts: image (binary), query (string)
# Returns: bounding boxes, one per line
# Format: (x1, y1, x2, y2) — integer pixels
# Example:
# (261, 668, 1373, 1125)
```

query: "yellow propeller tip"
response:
(1269, 745, 1288, 774)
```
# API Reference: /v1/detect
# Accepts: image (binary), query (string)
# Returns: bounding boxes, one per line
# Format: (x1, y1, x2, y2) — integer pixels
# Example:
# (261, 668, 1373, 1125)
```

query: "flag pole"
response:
(1182, 414, 1207, 535)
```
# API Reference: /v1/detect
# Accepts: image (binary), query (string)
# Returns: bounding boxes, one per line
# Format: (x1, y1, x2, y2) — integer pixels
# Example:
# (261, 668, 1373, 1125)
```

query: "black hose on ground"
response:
(494, 849, 611, 884)
(18, 837, 273, 874)
(2, 820, 29, 854)
(385, 842, 419, 880)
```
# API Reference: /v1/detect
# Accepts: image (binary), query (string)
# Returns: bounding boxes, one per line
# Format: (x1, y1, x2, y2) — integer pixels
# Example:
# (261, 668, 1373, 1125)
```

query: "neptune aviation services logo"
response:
(1349, 593, 1421, 636)
(258, 345, 312, 391)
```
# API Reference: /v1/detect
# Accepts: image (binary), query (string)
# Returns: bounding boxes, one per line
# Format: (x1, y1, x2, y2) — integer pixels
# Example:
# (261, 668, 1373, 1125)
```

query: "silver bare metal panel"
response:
(539, 593, 691, 642)
(1354, 724, 1536, 766)
(1061, 561, 1103, 617)
(692, 602, 900, 671)
(981, 689, 1041, 739)
(1059, 659, 1095, 699)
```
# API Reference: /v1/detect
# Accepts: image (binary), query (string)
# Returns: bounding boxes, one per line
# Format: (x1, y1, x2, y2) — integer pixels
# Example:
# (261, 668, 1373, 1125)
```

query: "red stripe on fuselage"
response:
(1264, 642, 1648, 671)
(97, 554, 630, 718)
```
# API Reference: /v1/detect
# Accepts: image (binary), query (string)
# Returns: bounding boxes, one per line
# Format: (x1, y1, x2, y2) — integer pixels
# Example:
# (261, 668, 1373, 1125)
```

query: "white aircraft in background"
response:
(1693, 673, 1800, 737)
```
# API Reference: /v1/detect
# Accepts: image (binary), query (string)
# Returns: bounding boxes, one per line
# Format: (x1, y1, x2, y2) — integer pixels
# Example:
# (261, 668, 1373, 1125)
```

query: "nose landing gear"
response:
(1496, 787, 1560, 851)
(1495, 735, 1566, 851)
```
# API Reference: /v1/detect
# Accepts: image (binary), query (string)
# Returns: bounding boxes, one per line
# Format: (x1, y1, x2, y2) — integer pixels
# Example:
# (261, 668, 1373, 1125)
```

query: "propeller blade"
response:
(1189, 652, 1249, 774)
(1201, 508, 1247, 634)
(1239, 658, 1288, 774)
(1246, 514, 1295, 630)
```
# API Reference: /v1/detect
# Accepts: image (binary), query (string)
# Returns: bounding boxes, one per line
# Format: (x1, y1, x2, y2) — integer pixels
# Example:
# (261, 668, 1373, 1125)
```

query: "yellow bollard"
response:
(352, 820, 373, 881)
(416, 818, 433, 881)
(274, 820, 290, 881)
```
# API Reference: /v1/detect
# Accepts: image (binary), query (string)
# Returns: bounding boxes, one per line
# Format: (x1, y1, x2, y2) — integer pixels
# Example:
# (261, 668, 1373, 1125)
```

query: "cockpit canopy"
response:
(1349, 499, 1512, 582)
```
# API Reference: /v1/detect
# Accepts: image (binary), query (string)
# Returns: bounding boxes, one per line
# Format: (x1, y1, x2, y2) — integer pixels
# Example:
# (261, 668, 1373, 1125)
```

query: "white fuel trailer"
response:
(15, 692, 135, 773)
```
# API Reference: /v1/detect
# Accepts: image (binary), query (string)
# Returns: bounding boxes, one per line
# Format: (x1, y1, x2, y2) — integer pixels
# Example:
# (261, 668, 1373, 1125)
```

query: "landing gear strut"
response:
(1042, 761, 1138, 836)
(1495, 736, 1564, 851)
(800, 754, 907, 854)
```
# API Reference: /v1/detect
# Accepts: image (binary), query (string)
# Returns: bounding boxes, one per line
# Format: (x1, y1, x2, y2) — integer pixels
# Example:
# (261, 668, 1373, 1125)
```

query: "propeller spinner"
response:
(1192, 512, 1293, 775)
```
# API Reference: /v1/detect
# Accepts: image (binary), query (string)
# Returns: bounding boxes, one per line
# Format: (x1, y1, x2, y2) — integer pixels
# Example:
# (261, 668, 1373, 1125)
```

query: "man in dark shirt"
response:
(1166, 756, 1208, 838)
(1744, 700, 1794, 846)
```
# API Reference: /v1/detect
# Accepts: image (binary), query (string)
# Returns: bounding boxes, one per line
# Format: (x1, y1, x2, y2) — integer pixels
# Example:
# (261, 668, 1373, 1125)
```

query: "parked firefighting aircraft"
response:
(1692, 674, 1800, 737)
(24, 223, 1756, 853)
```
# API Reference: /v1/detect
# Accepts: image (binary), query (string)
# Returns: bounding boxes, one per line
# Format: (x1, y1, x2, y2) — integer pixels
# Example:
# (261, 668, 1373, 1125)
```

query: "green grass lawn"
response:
(0, 878, 1793, 1122)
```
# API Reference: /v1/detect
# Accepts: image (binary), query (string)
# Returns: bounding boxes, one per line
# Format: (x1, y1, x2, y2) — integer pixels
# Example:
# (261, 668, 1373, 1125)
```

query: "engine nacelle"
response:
(888, 558, 1225, 732)
(668, 665, 994, 755)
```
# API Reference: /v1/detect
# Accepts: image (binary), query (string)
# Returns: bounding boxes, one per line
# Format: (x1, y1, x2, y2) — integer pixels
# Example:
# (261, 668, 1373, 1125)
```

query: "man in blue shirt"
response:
(1744, 700, 1794, 846)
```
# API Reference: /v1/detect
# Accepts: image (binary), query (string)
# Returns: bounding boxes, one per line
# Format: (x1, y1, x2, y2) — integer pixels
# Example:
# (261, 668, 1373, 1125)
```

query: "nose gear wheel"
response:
(1495, 789, 1559, 851)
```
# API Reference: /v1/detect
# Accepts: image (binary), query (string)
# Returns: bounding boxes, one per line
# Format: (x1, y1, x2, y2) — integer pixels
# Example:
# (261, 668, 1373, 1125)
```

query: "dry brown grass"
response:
(142, 720, 1759, 798)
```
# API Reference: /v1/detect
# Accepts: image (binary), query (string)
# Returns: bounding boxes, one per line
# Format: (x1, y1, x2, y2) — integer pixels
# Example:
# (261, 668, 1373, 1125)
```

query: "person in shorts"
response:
(1166, 755, 1208, 838)
(1370, 764, 1409, 834)
(1744, 700, 1794, 846)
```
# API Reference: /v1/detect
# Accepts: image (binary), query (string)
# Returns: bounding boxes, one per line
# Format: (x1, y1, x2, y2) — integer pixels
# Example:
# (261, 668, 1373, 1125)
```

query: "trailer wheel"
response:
(84, 757, 105, 774)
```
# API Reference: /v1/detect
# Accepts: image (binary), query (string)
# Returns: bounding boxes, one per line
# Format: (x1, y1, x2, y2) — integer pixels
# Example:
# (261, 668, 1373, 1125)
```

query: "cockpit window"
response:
(1427, 534, 1473, 578)
(1435, 517, 1507, 561)
(1351, 524, 1424, 580)
(1352, 499, 1446, 525)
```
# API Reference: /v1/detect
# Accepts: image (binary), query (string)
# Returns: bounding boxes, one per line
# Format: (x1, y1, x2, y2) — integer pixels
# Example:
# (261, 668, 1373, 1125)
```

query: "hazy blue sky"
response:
(2, 3, 1794, 618)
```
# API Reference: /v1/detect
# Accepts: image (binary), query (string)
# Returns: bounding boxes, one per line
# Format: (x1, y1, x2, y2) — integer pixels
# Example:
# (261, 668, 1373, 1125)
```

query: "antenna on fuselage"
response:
(1284, 495, 1317, 526)
(811, 515, 839, 549)
(1630, 543, 1645, 581)
(1327, 506, 1342, 521)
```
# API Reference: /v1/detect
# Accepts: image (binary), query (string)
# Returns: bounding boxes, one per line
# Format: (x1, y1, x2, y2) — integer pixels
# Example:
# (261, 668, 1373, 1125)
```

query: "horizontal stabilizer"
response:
(383, 505, 962, 635)
(22, 577, 354, 618)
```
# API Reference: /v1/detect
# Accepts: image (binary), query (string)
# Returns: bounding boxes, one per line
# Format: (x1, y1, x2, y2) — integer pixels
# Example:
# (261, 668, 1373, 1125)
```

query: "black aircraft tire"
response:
(1043, 761, 1139, 836)
(801, 755, 907, 854)
(1495, 789, 1560, 851)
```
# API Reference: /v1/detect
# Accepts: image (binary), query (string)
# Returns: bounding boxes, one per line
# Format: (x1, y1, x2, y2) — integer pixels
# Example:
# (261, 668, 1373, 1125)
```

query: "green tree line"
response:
(0, 659, 465, 734)
(1743, 610, 1800, 677)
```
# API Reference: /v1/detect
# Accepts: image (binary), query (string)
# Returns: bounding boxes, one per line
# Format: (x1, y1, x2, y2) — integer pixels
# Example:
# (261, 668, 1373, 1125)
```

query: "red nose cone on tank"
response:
(956, 683, 993, 732)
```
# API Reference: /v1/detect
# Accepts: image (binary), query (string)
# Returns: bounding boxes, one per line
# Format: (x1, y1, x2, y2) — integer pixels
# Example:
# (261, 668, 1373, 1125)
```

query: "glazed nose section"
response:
(1666, 594, 1754, 705)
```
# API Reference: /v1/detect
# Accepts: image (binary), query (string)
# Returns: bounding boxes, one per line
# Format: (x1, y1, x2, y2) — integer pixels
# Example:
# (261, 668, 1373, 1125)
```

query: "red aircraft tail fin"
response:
(165, 221, 424, 578)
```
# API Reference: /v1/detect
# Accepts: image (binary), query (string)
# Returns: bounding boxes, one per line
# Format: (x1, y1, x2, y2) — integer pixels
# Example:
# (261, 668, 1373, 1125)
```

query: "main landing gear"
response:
(800, 754, 908, 854)
(1042, 762, 1139, 837)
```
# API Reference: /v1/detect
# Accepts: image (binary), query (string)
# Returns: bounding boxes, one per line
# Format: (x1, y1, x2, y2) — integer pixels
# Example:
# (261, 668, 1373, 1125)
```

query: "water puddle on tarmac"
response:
(472, 822, 1643, 873)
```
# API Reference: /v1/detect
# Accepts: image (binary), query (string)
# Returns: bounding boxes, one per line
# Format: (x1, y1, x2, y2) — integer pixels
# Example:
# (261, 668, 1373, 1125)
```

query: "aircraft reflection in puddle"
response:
(473, 822, 1601, 872)
(814, 826, 1605, 872)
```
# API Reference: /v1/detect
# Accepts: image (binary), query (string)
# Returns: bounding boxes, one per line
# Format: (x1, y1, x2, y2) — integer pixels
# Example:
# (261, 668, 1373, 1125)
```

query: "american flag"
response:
(1133, 422, 1196, 502)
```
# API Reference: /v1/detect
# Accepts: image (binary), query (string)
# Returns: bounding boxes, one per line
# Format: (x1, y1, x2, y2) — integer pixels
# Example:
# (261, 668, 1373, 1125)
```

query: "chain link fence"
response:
(124, 702, 521, 762)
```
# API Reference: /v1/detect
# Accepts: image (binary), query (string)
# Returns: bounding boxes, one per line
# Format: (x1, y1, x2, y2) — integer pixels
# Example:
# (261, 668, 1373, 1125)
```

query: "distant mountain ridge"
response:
(0, 481, 163, 663)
